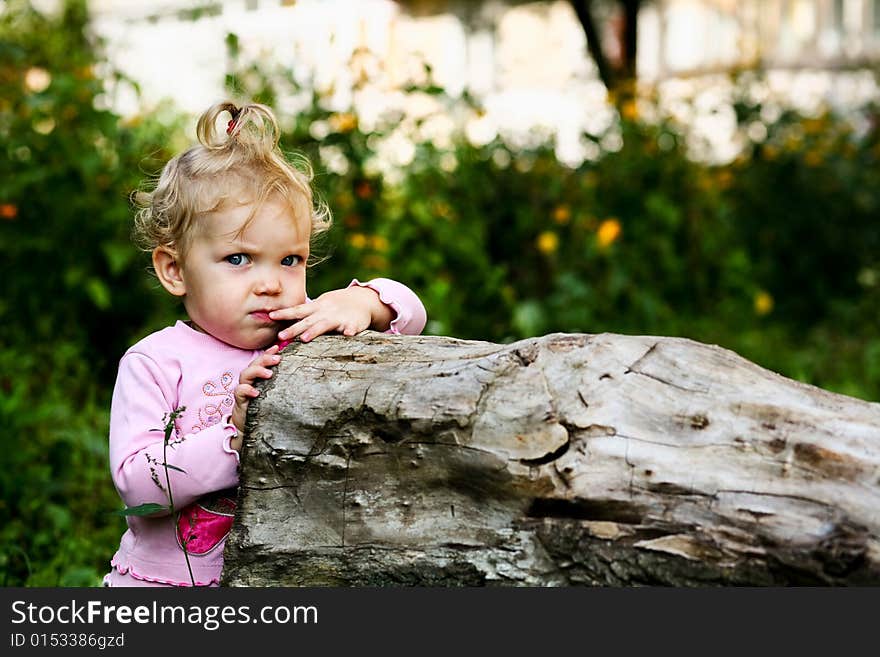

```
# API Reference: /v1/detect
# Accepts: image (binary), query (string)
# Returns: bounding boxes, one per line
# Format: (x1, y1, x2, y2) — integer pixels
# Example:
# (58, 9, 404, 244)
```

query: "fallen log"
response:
(222, 332, 880, 586)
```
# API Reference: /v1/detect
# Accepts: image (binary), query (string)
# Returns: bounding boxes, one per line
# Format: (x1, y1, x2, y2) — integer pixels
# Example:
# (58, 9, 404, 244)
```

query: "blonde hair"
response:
(133, 101, 331, 262)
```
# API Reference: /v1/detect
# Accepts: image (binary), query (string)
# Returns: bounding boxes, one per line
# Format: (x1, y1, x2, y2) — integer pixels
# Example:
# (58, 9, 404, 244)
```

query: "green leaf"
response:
(101, 241, 135, 275)
(512, 300, 545, 337)
(85, 277, 111, 310)
(112, 503, 168, 517)
(161, 463, 186, 473)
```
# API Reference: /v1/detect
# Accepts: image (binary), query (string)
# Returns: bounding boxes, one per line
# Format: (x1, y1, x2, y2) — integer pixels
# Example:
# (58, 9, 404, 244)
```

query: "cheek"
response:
(285, 271, 307, 301)
(189, 272, 242, 310)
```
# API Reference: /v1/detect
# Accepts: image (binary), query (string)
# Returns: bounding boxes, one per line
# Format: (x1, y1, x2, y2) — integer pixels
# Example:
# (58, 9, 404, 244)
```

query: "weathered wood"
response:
(223, 332, 880, 586)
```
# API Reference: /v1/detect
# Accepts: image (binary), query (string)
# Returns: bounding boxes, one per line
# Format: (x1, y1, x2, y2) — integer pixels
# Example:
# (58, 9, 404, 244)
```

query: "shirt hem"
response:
(110, 557, 221, 587)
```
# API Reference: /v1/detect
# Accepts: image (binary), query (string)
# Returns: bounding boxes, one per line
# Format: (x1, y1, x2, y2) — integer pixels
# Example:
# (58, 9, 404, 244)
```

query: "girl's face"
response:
(159, 196, 311, 350)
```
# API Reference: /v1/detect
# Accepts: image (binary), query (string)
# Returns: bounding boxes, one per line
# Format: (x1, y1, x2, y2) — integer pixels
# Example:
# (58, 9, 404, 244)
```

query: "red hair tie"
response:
(226, 108, 241, 135)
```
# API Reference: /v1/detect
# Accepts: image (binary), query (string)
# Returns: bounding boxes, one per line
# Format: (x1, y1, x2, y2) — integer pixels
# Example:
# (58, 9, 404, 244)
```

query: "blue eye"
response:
(281, 255, 302, 267)
(225, 254, 250, 266)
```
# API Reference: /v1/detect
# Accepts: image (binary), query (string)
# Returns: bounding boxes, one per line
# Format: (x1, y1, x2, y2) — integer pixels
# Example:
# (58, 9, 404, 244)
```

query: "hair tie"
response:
(226, 108, 241, 135)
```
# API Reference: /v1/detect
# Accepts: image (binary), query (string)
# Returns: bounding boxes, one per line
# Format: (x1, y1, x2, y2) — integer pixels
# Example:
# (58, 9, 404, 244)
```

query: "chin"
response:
(239, 337, 276, 351)
(221, 331, 276, 351)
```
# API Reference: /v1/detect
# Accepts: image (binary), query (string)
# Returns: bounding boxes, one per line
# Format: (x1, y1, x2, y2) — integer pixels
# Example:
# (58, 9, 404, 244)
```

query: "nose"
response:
(254, 268, 282, 296)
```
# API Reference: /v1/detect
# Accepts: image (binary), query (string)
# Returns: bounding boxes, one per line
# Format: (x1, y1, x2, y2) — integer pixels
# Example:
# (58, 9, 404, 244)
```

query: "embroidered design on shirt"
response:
(190, 371, 235, 433)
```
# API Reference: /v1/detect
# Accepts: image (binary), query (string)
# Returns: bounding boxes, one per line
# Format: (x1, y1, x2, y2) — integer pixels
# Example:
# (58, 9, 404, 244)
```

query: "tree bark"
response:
(223, 332, 880, 586)
(570, 0, 616, 93)
(568, 0, 642, 96)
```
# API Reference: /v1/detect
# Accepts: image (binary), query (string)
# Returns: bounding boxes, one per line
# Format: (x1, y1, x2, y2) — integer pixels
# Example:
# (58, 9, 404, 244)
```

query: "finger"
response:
(343, 319, 370, 336)
(279, 315, 326, 341)
(234, 383, 259, 402)
(239, 365, 275, 385)
(277, 318, 310, 341)
(300, 318, 338, 342)
(256, 352, 282, 368)
(245, 348, 280, 369)
(268, 304, 315, 322)
(252, 366, 275, 380)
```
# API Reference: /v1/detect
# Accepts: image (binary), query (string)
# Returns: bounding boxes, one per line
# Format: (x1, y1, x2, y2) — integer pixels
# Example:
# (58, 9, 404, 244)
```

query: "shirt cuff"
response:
(347, 278, 425, 335)
(221, 415, 241, 464)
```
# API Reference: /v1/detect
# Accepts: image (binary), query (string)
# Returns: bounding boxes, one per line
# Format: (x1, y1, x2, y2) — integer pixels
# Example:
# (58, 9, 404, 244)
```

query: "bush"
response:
(0, 0, 184, 384)
(0, 346, 125, 586)
(0, 0, 178, 585)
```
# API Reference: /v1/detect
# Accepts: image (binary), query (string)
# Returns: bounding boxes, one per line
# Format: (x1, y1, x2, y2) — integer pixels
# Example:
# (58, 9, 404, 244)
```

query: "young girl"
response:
(105, 101, 426, 587)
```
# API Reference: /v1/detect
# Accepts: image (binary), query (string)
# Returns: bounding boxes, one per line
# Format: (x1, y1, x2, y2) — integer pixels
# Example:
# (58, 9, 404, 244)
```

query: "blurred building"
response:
(76, 0, 879, 162)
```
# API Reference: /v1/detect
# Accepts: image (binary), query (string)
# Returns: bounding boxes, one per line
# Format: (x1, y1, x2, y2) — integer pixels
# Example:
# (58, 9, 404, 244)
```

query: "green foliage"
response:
(0, 0, 179, 586)
(0, 0, 185, 384)
(0, 345, 126, 586)
(729, 80, 880, 324)
(2, 1, 879, 586)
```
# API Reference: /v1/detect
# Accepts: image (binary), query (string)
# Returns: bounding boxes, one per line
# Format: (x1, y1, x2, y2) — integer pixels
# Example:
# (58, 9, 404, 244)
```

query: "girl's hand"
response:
(230, 345, 281, 450)
(270, 286, 393, 343)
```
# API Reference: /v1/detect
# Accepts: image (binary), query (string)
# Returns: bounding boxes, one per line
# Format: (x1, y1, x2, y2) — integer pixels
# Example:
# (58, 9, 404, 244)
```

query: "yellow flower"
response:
(74, 65, 95, 80)
(329, 112, 357, 133)
(553, 205, 571, 225)
(802, 117, 825, 135)
(597, 219, 622, 248)
(784, 134, 803, 151)
(620, 100, 638, 122)
(349, 233, 367, 249)
(370, 235, 389, 252)
(536, 231, 559, 255)
(0, 204, 18, 220)
(754, 290, 774, 316)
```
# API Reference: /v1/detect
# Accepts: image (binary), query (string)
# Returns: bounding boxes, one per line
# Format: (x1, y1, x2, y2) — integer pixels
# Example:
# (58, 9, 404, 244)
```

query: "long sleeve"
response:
(108, 352, 240, 515)
(349, 277, 427, 335)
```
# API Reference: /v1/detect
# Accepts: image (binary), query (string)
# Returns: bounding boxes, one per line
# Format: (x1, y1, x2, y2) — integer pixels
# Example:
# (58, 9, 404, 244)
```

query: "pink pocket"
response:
(176, 492, 236, 555)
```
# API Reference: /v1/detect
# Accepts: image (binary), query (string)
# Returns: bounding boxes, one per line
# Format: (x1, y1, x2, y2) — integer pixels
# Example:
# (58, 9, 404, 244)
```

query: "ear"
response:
(152, 246, 187, 297)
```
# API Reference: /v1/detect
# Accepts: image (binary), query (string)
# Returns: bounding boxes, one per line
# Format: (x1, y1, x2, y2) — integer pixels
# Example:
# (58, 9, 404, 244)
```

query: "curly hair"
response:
(132, 101, 331, 264)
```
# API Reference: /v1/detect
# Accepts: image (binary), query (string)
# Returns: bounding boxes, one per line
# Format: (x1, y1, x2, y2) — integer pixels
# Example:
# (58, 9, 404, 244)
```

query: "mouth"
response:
(250, 310, 277, 323)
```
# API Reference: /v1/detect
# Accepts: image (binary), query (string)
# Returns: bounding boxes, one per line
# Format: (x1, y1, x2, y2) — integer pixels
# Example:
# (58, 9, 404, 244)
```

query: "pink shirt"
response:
(108, 278, 426, 586)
